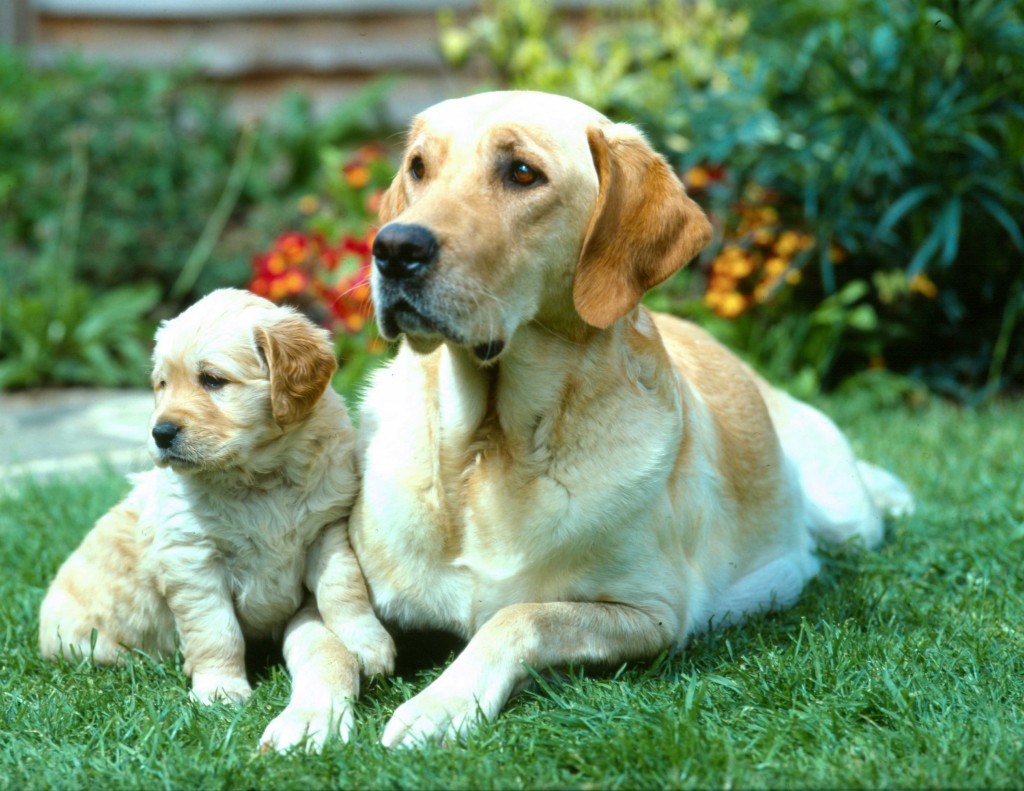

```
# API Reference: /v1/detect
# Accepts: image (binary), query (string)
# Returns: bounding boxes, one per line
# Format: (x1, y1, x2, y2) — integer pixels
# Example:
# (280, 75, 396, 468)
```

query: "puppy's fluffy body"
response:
(39, 289, 393, 748)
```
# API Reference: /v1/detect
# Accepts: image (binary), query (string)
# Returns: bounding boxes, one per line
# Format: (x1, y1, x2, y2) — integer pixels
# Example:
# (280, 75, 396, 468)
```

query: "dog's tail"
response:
(856, 460, 915, 520)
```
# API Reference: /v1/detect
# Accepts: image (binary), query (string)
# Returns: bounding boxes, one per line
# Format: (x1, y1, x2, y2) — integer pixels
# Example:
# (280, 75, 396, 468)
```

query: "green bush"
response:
(0, 49, 395, 388)
(442, 0, 1024, 401)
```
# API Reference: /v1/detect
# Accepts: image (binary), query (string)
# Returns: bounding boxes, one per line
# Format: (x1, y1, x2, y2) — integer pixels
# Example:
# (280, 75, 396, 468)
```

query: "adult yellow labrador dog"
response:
(328, 90, 912, 747)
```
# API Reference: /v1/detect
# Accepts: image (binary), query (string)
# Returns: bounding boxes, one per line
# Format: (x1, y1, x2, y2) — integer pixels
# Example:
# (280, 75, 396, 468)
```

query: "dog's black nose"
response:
(373, 224, 438, 280)
(152, 422, 179, 449)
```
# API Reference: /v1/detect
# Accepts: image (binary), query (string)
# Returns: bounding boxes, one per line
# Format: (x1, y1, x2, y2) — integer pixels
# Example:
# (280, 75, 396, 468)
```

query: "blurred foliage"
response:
(247, 145, 396, 397)
(441, 0, 1024, 402)
(0, 49, 395, 389)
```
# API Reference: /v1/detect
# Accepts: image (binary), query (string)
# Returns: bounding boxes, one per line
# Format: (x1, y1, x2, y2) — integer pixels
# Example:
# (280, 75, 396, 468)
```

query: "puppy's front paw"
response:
(190, 672, 252, 705)
(259, 701, 354, 753)
(335, 616, 396, 677)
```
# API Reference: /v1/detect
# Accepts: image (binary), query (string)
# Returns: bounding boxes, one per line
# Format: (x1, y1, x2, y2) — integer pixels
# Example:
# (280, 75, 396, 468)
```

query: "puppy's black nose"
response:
(152, 422, 179, 449)
(373, 224, 438, 280)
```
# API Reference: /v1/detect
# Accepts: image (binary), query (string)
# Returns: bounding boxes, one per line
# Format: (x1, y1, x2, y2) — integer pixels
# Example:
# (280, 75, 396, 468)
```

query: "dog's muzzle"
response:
(372, 223, 505, 362)
(372, 223, 442, 340)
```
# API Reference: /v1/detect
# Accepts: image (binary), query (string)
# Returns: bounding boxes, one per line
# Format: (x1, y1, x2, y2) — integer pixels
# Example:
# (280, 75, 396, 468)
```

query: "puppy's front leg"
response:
(259, 599, 361, 753)
(381, 601, 673, 748)
(160, 556, 250, 705)
(306, 525, 396, 677)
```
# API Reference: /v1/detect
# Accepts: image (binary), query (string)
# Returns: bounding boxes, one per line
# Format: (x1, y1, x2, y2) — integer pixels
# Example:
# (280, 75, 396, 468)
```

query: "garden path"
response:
(0, 389, 152, 489)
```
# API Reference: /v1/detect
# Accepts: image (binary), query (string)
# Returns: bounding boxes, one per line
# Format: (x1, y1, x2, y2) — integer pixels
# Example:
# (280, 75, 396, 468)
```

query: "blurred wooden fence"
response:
(4, 0, 504, 121)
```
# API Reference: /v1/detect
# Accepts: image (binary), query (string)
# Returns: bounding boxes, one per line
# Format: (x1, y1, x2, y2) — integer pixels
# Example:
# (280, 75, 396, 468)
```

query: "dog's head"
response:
(371, 90, 712, 362)
(148, 288, 337, 473)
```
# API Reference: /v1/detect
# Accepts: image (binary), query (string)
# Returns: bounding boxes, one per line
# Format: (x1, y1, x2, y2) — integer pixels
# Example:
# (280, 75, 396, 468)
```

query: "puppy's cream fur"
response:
(38, 288, 394, 751)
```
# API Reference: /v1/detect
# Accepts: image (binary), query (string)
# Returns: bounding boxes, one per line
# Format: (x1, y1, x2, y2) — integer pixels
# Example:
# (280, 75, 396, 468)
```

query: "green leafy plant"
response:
(0, 49, 397, 390)
(0, 126, 158, 388)
(440, 0, 1024, 400)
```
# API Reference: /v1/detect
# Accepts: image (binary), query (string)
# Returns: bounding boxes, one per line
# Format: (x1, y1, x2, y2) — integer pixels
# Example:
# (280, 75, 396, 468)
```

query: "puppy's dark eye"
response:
(507, 161, 543, 187)
(199, 372, 228, 391)
(410, 156, 425, 181)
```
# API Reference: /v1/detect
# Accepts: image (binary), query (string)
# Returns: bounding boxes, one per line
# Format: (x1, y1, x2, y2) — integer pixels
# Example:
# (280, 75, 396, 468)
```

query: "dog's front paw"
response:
(190, 672, 252, 705)
(334, 616, 396, 677)
(381, 682, 495, 749)
(259, 700, 354, 753)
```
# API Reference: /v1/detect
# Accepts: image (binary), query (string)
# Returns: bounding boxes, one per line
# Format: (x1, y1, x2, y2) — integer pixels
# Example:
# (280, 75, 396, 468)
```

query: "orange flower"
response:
(367, 189, 384, 215)
(344, 163, 372, 189)
(910, 273, 938, 298)
(685, 166, 712, 189)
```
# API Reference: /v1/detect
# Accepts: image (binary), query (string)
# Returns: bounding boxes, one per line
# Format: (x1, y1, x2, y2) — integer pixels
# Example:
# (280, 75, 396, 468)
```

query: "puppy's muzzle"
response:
(152, 421, 180, 450)
(373, 224, 438, 282)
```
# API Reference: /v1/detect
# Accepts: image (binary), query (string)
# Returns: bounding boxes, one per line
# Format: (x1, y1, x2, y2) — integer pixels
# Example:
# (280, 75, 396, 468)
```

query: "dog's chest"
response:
(352, 426, 638, 636)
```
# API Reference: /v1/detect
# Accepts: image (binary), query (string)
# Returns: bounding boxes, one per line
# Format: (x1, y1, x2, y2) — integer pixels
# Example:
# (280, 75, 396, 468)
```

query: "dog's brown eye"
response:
(199, 372, 228, 391)
(410, 156, 425, 181)
(508, 161, 542, 187)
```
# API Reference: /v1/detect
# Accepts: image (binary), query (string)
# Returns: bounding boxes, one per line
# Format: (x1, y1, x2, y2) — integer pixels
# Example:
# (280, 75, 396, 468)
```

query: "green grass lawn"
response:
(2, 395, 1022, 790)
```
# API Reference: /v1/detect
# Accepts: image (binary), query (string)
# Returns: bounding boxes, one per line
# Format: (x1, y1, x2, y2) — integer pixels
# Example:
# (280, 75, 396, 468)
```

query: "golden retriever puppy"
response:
(38, 288, 394, 751)
(280, 91, 914, 747)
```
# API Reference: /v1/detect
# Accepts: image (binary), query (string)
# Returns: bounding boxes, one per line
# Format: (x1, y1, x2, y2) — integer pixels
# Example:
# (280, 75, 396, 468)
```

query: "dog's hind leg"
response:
(755, 383, 912, 549)
(39, 500, 173, 664)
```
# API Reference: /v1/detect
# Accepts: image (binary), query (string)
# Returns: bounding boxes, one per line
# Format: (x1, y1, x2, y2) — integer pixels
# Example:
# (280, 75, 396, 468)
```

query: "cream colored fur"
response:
(239, 92, 908, 749)
(38, 288, 394, 752)
(275, 91, 913, 747)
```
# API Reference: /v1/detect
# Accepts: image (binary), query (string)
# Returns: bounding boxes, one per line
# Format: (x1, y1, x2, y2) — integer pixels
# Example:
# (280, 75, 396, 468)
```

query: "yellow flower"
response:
(910, 273, 938, 299)
(775, 230, 812, 258)
(708, 273, 738, 294)
(715, 291, 747, 318)
(298, 194, 319, 214)
(713, 245, 755, 278)
(785, 269, 802, 286)
(752, 226, 776, 246)
(764, 256, 788, 278)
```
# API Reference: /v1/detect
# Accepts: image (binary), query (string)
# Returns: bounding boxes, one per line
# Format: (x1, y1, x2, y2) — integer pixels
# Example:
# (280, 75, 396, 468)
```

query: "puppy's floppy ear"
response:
(254, 311, 338, 427)
(574, 125, 713, 329)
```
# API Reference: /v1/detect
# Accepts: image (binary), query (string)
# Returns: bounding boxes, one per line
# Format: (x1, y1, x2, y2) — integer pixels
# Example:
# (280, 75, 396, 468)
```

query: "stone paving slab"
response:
(0, 388, 153, 488)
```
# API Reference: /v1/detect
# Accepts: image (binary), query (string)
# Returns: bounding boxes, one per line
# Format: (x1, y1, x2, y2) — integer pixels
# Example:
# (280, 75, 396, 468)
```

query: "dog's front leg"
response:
(381, 601, 673, 748)
(161, 558, 250, 705)
(260, 599, 362, 752)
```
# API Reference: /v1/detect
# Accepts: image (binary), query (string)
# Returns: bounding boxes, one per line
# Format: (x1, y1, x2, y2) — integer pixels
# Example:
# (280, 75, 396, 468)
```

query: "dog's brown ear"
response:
(255, 312, 338, 427)
(574, 125, 712, 329)
(378, 171, 406, 224)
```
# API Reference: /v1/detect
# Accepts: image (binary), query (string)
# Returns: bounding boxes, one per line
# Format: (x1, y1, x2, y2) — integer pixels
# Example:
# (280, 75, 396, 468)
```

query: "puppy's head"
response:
(148, 288, 337, 473)
(371, 90, 712, 363)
